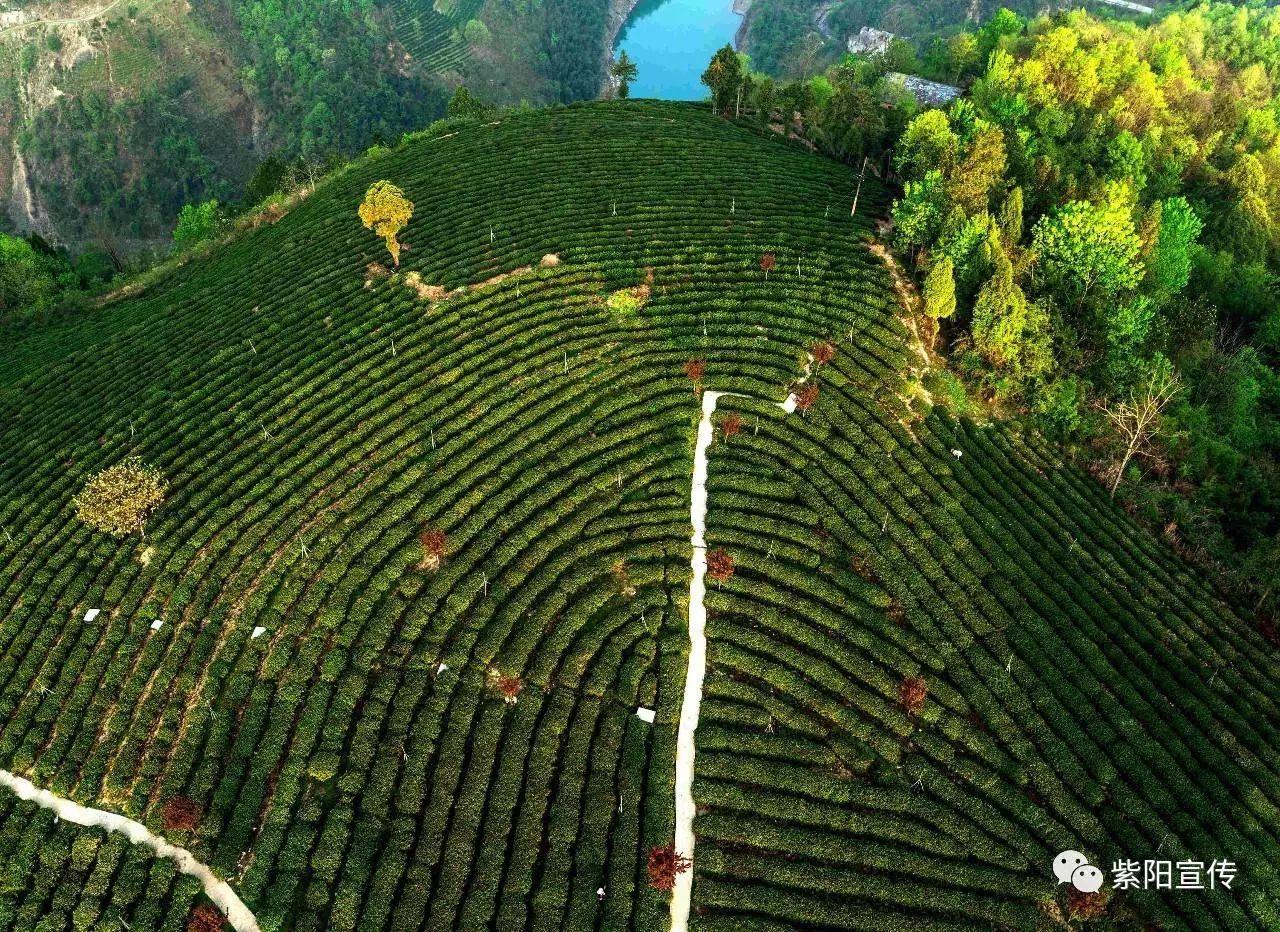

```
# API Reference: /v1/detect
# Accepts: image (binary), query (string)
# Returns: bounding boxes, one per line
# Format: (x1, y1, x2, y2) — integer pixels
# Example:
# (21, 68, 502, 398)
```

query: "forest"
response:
(892, 5, 1280, 626)
(218, 0, 449, 157)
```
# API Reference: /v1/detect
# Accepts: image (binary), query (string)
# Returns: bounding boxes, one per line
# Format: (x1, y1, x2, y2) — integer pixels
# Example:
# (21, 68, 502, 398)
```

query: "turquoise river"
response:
(615, 0, 743, 100)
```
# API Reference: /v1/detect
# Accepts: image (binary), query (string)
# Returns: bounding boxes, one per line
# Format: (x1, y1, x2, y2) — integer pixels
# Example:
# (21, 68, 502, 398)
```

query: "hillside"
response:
(0, 100, 1277, 931)
(0, 0, 604, 248)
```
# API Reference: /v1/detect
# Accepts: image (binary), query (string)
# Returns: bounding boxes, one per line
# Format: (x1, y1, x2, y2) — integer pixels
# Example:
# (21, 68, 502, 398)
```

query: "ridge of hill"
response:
(0, 101, 1276, 931)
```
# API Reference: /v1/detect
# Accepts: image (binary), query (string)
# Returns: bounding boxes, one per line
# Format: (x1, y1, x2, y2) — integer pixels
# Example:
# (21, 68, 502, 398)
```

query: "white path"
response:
(670, 389, 795, 932)
(0, 770, 260, 932)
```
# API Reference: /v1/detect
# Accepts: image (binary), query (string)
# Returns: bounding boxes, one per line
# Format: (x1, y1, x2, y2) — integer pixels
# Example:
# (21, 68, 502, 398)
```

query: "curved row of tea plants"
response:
(0, 792, 210, 931)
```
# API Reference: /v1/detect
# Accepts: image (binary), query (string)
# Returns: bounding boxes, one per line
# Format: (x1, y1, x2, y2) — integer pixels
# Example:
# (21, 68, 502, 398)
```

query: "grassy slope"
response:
(0, 101, 1276, 931)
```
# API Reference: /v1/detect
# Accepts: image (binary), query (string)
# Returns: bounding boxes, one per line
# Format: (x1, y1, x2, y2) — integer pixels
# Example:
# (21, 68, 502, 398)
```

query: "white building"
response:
(847, 26, 896, 56)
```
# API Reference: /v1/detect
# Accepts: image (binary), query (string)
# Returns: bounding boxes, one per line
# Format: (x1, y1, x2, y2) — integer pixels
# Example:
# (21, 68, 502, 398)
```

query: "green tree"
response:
(892, 171, 948, 258)
(1103, 295, 1156, 387)
(949, 123, 1006, 216)
(1145, 196, 1203, 305)
(0, 234, 58, 320)
(946, 32, 981, 80)
(997, 186, 1023, 248)
(463, 19, 491, 46)
(702, 45, 744, 115)
(883, 38, 917, 74)
(447, 86, 494, 120)
(1219, 153, 1272, 262)
(972, 234, 1052, 384)
(752, 76, 776, 126)
(1032, 198, 1144, 308)
(977, 8, 1023, 60)
(173, 200, 223, 249)
(611, 51, 638, 99)
(1107, 131, 1147, 193)
(923, 256, 957, 319)
(244, 155, 289, 206)
(895, 110, 958, 183)
(938, 209, 992, 298)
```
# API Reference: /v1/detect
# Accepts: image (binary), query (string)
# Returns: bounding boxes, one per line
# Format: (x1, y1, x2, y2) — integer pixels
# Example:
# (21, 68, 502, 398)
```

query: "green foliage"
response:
(611, 51, 638, 100)
(0, 235, 59, 322)
(702, 45, 745, 114)
(972, 232, 1051, 388)
(742, 0, 814, 76)
(172, 200, 224, 248)
(922, 255, 956, 319)
(937, 209, 991, 298)
(542, 0, 611, 101)
(894, 110, 957, 181)
(947, 123, 1005, 216)
(229, 0, 447, 158)
(892, 171, 946, 251)
(1032, 198, 1144, 306)
(1032, 374, 1085, 440)
(881, 2, 1280, 610)
(996, 186, 1022, 248)
(23, 88, 224, 241)
(1107, 131, 1147, 193)
(244, 154, 290, 207)
(1145, 197, 1203, 305)
(446, 86, 495, 120)
(462, 18, 490, 46)
(605, 286, 646, 314)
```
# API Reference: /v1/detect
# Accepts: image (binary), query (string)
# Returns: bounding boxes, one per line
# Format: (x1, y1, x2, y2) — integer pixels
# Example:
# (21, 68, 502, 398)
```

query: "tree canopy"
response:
(359, 181, 415, 267)
(74, 458, 168, 537)
(870, 3, 1280, 619)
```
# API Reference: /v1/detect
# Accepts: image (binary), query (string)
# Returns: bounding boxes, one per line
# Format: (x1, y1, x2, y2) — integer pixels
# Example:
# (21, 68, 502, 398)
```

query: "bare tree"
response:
(1099, 364, 1180, 498)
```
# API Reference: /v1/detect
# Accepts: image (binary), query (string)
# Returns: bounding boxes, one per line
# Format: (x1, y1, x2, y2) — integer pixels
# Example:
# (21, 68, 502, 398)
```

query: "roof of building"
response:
(847, 26, 896, 55)
(886, 72, 963, 107)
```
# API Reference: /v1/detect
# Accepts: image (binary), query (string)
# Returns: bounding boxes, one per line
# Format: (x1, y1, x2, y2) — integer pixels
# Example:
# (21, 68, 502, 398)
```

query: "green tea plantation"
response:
(0, 101, 1276, 931)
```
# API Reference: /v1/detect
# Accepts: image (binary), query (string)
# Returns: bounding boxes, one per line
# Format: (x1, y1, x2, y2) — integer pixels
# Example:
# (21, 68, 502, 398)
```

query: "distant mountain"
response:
(0, 0, 613, 250)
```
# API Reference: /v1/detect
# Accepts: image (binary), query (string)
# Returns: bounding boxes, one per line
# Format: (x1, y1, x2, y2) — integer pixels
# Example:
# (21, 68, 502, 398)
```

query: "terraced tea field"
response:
(388, 0, 485, 74)
(0, 101, 1277, 931)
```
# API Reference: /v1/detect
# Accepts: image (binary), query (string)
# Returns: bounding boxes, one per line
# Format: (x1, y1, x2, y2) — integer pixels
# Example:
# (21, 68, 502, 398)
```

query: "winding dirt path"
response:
(0, 770, 260, 931)
(670, 388, 796, 932)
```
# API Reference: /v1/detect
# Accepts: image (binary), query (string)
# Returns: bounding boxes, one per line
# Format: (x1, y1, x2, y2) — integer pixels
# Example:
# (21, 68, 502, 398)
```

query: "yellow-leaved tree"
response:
(74, 457, 168, 537)
(358, 180, 414, 267)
